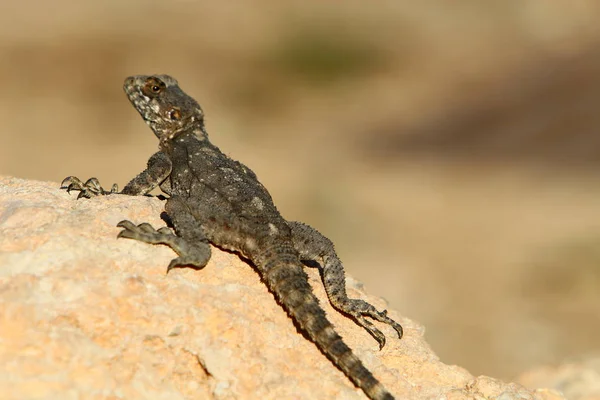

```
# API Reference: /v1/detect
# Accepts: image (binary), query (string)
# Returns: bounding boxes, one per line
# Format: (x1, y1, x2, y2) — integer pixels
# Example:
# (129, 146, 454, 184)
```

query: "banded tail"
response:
(258, 244, 395, 400)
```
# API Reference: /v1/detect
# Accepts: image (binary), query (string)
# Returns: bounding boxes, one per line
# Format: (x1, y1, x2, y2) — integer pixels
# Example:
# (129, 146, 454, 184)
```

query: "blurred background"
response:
(1, 0, 599, 382)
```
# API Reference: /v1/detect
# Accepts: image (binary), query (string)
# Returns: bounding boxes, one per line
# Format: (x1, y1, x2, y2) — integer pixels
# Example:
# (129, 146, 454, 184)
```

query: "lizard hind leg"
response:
(288, 221, 403, 349)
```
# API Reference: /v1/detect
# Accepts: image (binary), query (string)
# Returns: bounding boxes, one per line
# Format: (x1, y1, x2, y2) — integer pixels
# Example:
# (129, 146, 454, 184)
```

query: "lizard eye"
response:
(142, 78, 165, 96)
(168, 108, 181, 120)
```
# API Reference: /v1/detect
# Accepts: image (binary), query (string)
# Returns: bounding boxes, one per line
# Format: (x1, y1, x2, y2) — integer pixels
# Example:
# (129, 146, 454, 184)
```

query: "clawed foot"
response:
(61, 176, 118, 199)
(116, 220, 209, 273)
(342, 300, 403, 350)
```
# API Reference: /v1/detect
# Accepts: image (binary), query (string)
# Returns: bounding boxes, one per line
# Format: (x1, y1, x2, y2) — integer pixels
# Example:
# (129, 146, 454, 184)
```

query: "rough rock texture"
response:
(518, 357, 600, 400)
(0, 176, 566, 400)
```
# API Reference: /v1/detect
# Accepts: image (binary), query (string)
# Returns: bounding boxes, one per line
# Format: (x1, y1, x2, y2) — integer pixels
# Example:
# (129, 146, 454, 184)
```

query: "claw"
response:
(117, 230, 136, 240)
(116, 220, 134, 228)
(138, 223, 157, 233)
(380, 309, 403, 339)
(117, 220, 145, 240)
(60, 176, 81, 189)
(157, 227, 172, 235)
(166, 256, 194, 274)
(116, 220, 172, 244)
(60, 175, 118, 198)
(395, 325, 403, 339)
(166, 260, 179, 274)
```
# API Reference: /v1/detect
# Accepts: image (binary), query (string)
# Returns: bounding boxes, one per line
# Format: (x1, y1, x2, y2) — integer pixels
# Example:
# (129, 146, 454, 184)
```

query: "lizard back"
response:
(163, 127, 395, 399)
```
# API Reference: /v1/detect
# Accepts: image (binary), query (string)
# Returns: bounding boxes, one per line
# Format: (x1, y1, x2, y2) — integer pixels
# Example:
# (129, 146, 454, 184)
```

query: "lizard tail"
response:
(260, 248, 394, 400)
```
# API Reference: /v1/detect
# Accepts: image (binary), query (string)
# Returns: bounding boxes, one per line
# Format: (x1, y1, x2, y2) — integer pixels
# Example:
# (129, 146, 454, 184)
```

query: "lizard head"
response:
(123, 75, 207, 144)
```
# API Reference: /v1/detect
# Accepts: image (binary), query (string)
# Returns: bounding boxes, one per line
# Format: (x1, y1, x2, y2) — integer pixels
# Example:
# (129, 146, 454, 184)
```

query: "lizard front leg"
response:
(61, 176, 118, 198)
(117, 196, 212, 273)
(61, 151, 172, 198)
(288, 221, 403, 349)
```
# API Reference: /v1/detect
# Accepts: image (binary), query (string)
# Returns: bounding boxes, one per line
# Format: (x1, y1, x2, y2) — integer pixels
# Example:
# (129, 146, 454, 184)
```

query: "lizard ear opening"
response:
(167, 108, 181, 121)
(168, 108, 182, 121)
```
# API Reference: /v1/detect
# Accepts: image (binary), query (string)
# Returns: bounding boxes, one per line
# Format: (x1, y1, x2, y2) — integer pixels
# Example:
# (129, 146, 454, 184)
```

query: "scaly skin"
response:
(61, 75, 403, 399)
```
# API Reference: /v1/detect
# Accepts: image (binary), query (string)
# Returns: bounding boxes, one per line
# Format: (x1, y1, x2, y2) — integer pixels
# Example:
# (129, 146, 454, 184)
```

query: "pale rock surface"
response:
(0, 176, 566, 399)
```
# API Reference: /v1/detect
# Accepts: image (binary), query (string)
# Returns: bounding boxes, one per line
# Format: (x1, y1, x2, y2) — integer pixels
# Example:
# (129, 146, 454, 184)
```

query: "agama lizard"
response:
(61, 75, 403, 400)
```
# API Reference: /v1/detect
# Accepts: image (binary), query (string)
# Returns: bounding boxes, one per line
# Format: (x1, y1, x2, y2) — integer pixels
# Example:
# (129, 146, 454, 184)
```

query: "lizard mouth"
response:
(143, 117, 160, 124)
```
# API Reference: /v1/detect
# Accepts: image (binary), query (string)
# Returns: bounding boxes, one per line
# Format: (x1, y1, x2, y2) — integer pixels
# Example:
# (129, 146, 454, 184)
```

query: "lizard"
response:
(61, 74, 403, 400)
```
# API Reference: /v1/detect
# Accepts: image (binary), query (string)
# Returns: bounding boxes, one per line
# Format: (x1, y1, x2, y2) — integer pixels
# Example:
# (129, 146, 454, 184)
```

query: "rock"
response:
(0, 176, 565, 399)
(518, 357, 600, 400)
